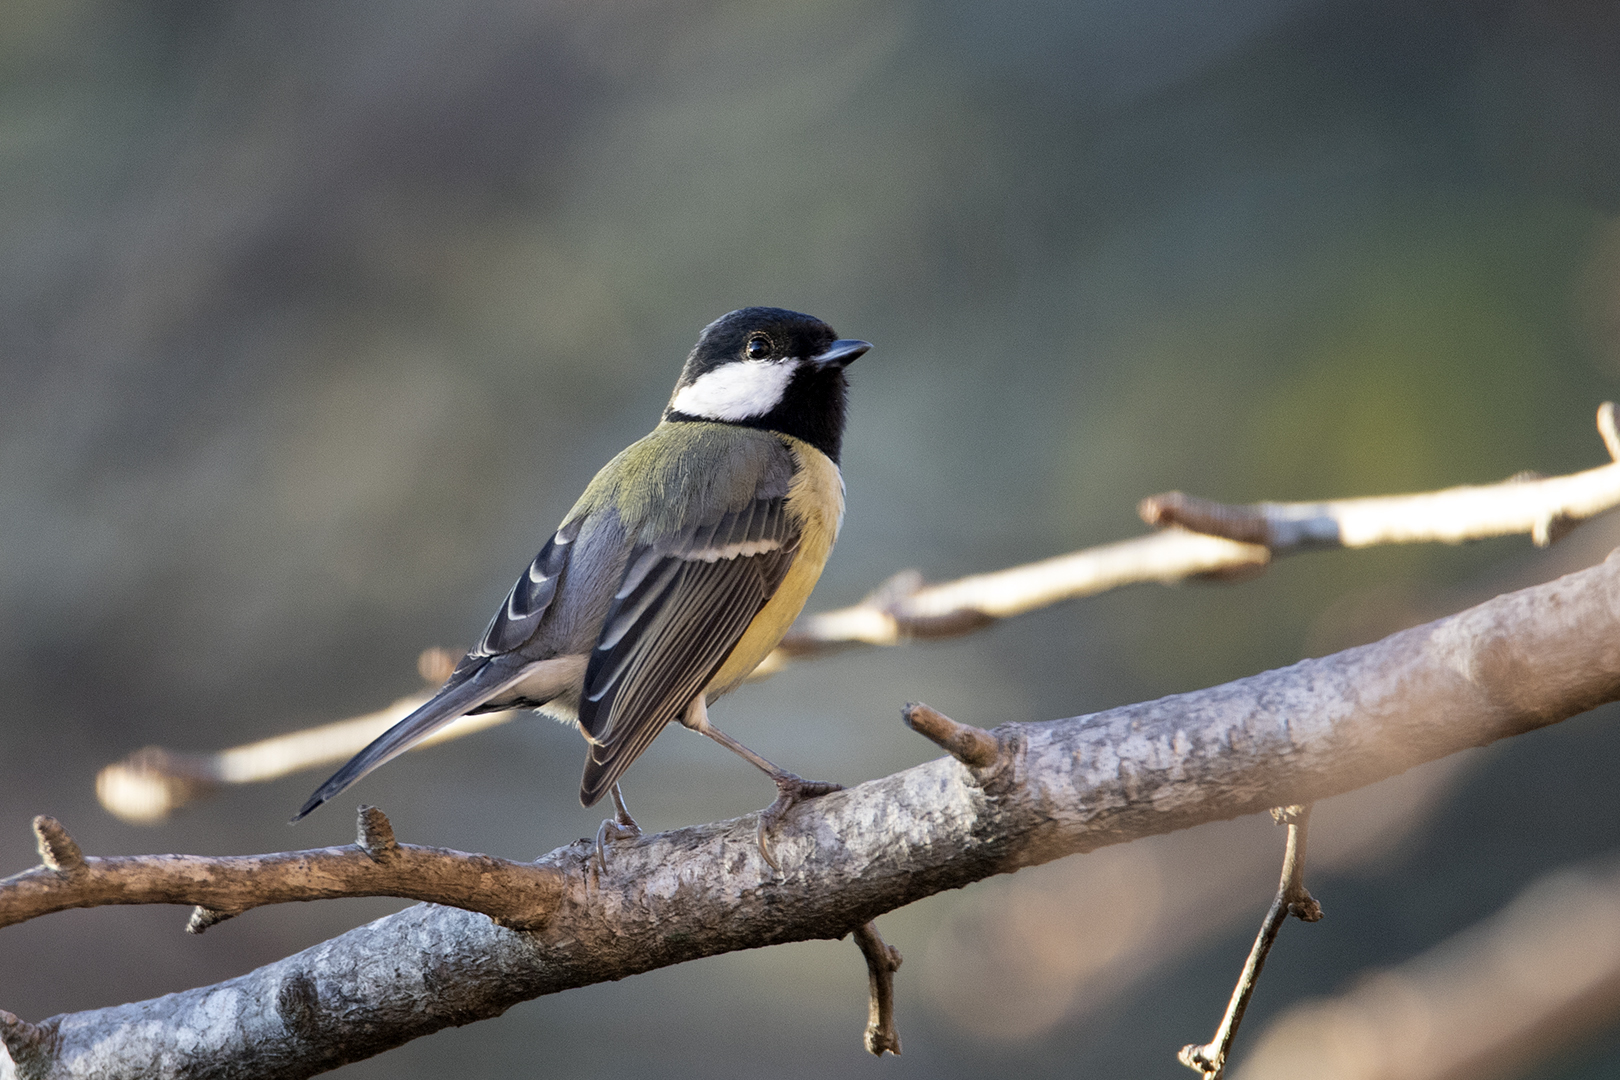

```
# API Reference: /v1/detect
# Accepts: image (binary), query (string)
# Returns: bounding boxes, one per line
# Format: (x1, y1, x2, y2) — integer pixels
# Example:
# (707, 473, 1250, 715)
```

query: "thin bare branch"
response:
(0, 806, 565, 934)
(759, 531, 1270, 668)
(8, 551, 1620, 1078)
(1142, 402, 1620, 552)
(92, 405, 1620, 823)
(1235, 853, 1620, 1080)
(1180, 805, 1322, 1079)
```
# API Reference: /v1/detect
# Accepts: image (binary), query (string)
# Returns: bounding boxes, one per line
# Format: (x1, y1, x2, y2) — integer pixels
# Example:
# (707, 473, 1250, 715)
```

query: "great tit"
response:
(294, 307, 869, 867)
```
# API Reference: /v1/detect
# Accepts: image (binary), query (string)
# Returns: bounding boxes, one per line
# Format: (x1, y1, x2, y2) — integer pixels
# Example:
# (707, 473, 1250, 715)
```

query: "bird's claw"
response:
(593, 809, 642, 876)
(756, 773, 844, 871)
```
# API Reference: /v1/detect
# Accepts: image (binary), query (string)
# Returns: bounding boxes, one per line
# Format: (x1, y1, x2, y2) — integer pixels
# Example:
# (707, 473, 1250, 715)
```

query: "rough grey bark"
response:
(5, 551, 1620, 1080)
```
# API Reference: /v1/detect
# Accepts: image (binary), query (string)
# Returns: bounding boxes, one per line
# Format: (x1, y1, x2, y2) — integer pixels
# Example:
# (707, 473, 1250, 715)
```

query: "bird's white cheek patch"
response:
(670, 361, 794, 421)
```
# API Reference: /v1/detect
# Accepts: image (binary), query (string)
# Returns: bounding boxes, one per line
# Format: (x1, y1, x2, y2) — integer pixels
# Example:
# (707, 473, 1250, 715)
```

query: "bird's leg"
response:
(682, 695, 843, 871)
(593, 782, 642, 875)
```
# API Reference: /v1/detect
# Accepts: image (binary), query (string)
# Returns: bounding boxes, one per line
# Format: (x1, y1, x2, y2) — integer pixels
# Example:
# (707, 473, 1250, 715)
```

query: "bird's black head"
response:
(664, 307, 870, 463)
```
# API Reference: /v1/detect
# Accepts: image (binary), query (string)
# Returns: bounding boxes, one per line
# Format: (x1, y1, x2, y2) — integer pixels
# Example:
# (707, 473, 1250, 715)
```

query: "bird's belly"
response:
(705, 436, 843, 696)
(493, 653, 589, 723)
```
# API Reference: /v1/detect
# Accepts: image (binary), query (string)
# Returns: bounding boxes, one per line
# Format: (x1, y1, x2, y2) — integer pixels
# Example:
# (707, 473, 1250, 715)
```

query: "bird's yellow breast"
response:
(706, 434, 844, 696)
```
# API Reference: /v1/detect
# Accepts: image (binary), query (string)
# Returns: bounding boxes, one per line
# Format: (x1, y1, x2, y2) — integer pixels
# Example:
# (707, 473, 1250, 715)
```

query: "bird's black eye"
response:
(744, 334, 773, 360)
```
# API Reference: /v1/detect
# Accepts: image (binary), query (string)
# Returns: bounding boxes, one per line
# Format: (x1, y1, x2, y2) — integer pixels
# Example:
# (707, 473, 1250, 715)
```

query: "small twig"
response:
(851, 921, 903, 1057)
(1179, 804, 1322, 1078)
(1240, 851, 1620, 1080)
(0, 807, 566, 933)
(902, 702, 1000, 769)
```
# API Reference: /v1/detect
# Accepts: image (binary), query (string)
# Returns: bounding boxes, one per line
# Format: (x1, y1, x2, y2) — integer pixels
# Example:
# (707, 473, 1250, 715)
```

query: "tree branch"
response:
(0, 807, 565, 935)
(7, 548, 1620, 1079)
(91, 403, 1620, 824)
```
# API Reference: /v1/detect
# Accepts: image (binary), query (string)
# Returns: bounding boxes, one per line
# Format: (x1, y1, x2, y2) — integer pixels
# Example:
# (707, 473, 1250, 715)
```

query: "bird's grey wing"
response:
(293, 519, 584, 821)
(464, 517, 585, 663)
(576, 497, 800, 806)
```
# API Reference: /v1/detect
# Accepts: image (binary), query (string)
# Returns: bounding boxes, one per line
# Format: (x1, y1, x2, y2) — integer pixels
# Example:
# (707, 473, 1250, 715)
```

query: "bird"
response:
(293, 307, 869, 869)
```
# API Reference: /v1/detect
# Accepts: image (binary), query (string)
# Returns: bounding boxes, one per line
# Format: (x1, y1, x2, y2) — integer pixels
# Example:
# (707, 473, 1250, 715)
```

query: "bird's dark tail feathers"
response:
(291, 663, 522, 822)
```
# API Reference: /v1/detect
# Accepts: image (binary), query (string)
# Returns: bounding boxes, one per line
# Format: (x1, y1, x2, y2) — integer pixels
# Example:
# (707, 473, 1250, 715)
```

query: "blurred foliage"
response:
(3, 0, 1620, 1077)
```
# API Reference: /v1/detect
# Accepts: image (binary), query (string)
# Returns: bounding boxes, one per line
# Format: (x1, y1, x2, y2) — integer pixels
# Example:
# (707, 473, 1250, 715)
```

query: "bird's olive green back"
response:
(567, 421, 794, 541)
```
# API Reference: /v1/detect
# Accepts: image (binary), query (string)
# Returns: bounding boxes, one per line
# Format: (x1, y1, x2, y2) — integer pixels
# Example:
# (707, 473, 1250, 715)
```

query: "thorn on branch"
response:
(902, 703, 999, 769)
(1180, 804, 1322, 1078)
(852, 921, 903, 1057)
(32, 816, 85, 874)
(357, 805, 399, 861)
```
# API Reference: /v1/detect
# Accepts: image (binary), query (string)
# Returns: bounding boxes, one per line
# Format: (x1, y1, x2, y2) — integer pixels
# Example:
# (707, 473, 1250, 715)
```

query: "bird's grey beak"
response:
(809, 339, 871, 369)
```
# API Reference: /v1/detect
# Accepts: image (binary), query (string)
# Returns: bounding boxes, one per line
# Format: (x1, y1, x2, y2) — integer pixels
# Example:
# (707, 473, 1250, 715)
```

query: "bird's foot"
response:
(593, 784, 643, 875)
(593, 816, 642, 876)
(756, 773, 844, 871)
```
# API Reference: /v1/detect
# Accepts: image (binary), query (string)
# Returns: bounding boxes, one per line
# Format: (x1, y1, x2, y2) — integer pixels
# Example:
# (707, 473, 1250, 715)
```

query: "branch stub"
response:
(357, 805, 399, 861)
(186, 907, 237, 935)
(32, 816, 85, 874)
(902, 703, 1000, 769)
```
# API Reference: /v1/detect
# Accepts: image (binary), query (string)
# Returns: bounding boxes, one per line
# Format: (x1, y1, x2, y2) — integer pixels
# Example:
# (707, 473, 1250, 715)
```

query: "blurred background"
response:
(4, 0, 1620, 1076)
